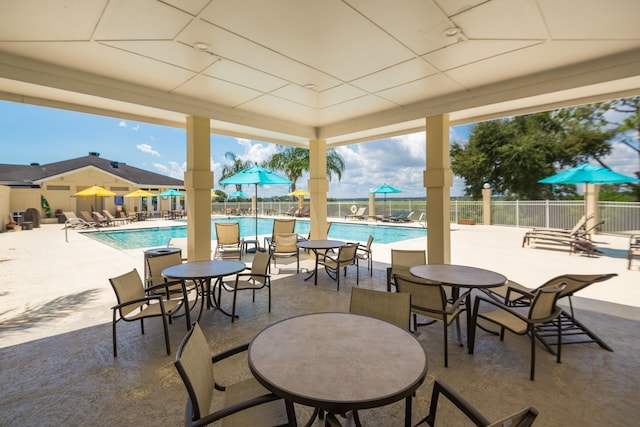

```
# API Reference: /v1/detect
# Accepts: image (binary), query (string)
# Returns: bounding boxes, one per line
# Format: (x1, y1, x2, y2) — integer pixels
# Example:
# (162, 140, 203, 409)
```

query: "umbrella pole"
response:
(247, 183, 265, 253)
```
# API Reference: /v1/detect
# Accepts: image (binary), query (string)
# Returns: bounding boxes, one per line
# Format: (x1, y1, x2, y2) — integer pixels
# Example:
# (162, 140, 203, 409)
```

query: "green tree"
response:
(219, 152, 252, 192)
(451, 107, 615, 200)
(264, 146, 345, 192)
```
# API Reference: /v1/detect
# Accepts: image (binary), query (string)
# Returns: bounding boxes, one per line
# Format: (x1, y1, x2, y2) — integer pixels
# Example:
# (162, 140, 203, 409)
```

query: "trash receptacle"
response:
(143, 247, 182, 284)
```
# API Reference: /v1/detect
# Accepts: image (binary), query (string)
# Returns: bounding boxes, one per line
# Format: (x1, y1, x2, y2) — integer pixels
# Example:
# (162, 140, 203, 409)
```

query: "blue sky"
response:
(1, 100, 636, 199)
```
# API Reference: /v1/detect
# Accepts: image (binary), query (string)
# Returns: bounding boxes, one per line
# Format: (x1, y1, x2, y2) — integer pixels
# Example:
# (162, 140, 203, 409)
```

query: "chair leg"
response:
(112, 310, 118, 357)
(160, 307, 171, 356)
(529, 325, 536, 381)
(443, 321, 449, 367)
(232, 289, 238, 323)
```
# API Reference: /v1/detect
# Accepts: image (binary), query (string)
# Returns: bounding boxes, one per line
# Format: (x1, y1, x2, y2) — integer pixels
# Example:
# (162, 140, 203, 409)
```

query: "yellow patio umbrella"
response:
(75, 185, 116, 211)
(288, 189, 310, 210)
(124, 189, 156, 198)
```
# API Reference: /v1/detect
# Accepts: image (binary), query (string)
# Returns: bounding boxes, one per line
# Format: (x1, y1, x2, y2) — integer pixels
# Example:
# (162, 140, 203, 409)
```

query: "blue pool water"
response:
(83, 218, 426, 250)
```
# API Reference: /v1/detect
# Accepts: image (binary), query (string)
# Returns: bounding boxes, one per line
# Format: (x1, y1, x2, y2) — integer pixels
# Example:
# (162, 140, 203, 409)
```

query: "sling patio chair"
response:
(78, 210, 101, 227)
(386, 249, 426, 292)
(214, 222, 243, 260)
(109, 268, 190, 357)
(470, 283, 565, 380)
(345, 206, 367, 221)
(352, 234, 374, 276)
(484, 273, 617, 352)
(92, 211, 114, 226)
(317, 243, 359, 291)
(529, 213, 593, 236)
(264, 218, 296, 249)
(102, 209, 130, 225)
(394, 274, 469, 367)
(62, 211, 93, 229)
(350, 287, 411, 331)
(220, 251, 273, 322)
(145, 251, 199, 313)
(321, 287, 411, 426)
(269, 233, 300, 273)
(415, 379, 538, 426)
(174, 323, 291, 427)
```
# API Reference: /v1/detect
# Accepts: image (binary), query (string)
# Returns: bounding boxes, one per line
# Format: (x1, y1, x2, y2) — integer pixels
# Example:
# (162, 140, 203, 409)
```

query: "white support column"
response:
(308, 140, 328, 239)
(424, 115, 452, 264)
(185, 116, 213, 261)
(585, 183, 600, 234)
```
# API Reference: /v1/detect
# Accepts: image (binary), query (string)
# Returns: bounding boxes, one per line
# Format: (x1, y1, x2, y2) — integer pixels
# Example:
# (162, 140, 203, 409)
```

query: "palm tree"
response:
(219, 152, 252, 191)
(264, 146, 345, 192)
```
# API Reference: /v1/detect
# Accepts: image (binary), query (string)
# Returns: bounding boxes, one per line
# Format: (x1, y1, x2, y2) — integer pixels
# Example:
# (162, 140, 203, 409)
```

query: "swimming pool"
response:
(83, 218, 426, 250)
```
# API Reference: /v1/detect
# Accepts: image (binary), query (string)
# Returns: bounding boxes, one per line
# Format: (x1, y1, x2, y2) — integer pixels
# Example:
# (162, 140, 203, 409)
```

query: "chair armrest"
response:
(423, 379, 490, 426)
(449, 288, 472, 311)
(191, 393, 284, 427)
(111, 295, 162, 310)
(211, 342, 250, 363)
(235, 272, 270, 280)
(473, 295, 530, 323)
(504, 286, 535, 304)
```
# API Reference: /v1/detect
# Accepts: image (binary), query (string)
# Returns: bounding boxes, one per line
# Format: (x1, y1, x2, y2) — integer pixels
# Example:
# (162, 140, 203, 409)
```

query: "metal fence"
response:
(211, 199, 640, 236)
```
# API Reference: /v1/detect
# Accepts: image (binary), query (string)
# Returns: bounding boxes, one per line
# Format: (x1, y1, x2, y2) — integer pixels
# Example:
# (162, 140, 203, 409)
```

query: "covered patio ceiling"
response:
(0, 0, 639, 147)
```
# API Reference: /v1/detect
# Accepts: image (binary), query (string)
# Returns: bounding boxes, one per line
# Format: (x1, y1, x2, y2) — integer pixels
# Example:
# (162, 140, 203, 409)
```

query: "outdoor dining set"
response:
(106, 213, 618, 427)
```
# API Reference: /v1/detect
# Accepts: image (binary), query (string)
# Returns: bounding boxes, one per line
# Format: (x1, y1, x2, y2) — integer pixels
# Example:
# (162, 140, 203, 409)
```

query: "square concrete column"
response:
(308, 140, 328, 239)
(424, 115, 453, 264)
(584, 183, 600, 234)
(185, 116, 213, 261)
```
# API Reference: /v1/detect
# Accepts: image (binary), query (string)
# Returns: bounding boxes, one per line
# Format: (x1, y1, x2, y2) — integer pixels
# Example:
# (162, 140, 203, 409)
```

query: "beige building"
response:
(0, 152, 184, 228)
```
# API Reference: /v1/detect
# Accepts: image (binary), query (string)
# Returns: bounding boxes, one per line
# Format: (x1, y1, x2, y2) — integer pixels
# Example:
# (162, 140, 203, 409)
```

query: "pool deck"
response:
(1, 216, 639, 426)
(1, 216, 638, 348)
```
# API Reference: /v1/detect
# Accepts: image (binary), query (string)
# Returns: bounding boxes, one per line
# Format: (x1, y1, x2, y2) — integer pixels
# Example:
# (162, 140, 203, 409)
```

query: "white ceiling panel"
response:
(539, 0, 640, 40)
(318, 85, 368, 109)
(178, 19, 342, 91)
(173, 75, 262, 108)
(200, 0, 415, 82)
(0, 0, 106, 41)
(377, 74, 465, 106)
(453, 0, 548, 40)
(103, 41, 219, 73)
(0, 0, 637, 146)
(202, 61, 288, 94)
(240, 94, 319, 127)
(423, 39, 542, 72)
(94, 0, 192, 40)
(346, 0, 454, 55)
(351, 59, 438, 93)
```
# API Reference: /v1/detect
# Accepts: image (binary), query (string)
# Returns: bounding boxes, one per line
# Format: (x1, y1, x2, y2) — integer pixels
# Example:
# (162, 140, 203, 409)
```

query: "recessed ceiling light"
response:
(194, 42, 209, 51)
(443, 27, 460, 37)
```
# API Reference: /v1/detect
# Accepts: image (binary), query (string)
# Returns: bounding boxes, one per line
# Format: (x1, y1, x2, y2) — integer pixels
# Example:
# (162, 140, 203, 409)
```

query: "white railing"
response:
(211, 199, 640, 236)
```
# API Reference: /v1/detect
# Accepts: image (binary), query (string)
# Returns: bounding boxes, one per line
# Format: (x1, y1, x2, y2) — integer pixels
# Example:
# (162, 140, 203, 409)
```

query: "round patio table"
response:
(163, 260, 245, 322)
(248, 312, 427, 427)
(296, 239, 345, 286)
(410, 264, 506, 349)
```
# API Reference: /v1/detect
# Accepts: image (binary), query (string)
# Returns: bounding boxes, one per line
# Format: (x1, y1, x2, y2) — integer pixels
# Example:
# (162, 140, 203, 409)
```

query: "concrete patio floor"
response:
(1, 220, 639, 426)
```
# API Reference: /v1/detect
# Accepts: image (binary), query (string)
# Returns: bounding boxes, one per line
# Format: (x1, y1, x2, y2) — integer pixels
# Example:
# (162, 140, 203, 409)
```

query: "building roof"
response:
(0, 1, 638, 147)
(0, 153, 183, 188)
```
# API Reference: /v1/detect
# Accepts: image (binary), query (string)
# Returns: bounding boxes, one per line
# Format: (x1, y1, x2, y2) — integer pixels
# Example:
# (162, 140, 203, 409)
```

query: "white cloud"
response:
(118, 120, 127, 128)
(137, 143, 160, 157)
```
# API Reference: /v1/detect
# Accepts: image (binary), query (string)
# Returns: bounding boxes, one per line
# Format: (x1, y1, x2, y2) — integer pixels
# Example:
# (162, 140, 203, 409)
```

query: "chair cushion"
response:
(479, 308, 528, 334)
(222, 377, 288, 427)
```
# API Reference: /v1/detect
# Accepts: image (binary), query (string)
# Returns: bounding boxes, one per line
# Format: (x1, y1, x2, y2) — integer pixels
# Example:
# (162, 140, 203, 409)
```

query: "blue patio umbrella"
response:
(538, 164, 640, 185)
(220, 164, 292, 251)
(370, 183, 402, 215)
(228, 190, 248, 199)
(158, 188, 185, 210)
(158, 188, 185, 197)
